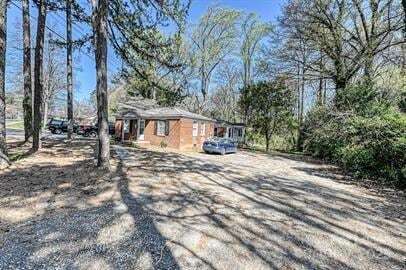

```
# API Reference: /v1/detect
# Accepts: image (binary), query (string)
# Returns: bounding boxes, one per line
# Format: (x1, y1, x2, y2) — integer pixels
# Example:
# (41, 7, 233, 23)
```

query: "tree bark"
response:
(317, 53, 324, 106)
(334, 75, 348, 109)
(66, 0, 73, 139)
(92, 0, 110, 170)
(43, 99, 48, 132)
(32, 0, 47, 151)
(265, 128, 270, 152)
(0, 0, 9, 168)
(296, 63, 305, 151)
(402, 0, 406, 75)
(295, 63, 301, 150)
(22, 0, 32, 141)
(300, 67, 304, 125)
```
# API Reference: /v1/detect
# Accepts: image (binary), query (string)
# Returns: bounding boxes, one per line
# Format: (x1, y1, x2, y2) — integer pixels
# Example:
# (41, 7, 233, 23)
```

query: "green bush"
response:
(160, 140, 168, 148)
(303, 91, 406, 188)
(245, 129, 297, 151)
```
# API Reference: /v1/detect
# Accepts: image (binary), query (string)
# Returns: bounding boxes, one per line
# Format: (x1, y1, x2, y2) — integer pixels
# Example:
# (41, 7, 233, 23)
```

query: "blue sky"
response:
(6, 0, 285, 101)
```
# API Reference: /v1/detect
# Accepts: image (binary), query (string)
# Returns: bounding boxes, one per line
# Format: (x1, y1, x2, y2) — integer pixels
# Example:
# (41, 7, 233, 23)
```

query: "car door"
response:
(227, 140, 236, 153)
(61, 121, 68, 132)
(224, 139, 232, 153)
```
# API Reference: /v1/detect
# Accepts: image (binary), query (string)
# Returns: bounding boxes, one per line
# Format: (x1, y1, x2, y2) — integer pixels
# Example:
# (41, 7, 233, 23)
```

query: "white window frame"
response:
(139, 120, 145, 135)
(236, 127, 243, 137)
(157, 120, 166, 136)
(192, 121, 198, 137)
(200, 122, 205, 136)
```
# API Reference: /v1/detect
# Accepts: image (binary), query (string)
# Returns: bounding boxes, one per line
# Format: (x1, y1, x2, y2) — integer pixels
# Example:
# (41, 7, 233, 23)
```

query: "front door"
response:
(138, 119, 145, 140)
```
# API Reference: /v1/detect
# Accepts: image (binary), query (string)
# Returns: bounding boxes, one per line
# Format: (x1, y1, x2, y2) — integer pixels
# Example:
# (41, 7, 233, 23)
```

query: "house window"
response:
(200, 122, 205, 136)
(236, 127, 243, 137)
(228, 127, 233, 138)
(192, 121, 198, 137)
(156, 120, 167, 136)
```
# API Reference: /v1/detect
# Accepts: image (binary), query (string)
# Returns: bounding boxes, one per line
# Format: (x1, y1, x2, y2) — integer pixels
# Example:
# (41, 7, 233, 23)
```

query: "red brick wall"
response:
(144, 119, 181, 149)
(178, 118, 214, 150)
(116, 118, 214, 150)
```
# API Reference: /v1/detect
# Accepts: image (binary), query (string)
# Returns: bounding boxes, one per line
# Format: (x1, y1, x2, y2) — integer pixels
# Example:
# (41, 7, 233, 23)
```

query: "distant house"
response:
(214, 120, 245, 143)
(114, 98, 215, 150)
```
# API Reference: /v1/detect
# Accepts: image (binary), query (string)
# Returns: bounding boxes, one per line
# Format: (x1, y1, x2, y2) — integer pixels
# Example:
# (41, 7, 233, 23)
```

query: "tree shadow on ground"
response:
(114, 146, 406, 269)
(116, 160, 181, 269)
(0, 140, 405, 269)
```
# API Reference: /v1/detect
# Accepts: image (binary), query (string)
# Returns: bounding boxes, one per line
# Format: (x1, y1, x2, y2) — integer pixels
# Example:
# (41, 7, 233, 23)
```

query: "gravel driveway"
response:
(0, 140, 405, 269)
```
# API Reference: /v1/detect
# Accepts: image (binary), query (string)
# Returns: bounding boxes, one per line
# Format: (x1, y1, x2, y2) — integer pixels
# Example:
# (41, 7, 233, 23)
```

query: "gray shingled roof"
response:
(143, 107, 214, 121)
(215, 119, 245, 127)
(116, 101, 214, 122)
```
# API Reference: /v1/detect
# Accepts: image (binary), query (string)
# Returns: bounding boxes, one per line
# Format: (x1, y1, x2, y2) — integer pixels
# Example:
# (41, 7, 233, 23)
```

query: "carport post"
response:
(121, 119, 125, 143)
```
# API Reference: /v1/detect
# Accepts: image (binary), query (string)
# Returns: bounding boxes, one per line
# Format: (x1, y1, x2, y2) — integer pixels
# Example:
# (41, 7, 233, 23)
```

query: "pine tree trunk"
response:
(32, 0, 46, 151)
(92, 0, 110, 170)
(0, 0, 9, 168)
(66, 0, 73, 139)
(22, 0, 32, 141)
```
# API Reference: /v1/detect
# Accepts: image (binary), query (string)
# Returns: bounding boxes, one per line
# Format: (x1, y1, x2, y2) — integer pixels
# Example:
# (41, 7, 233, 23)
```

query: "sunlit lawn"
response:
(6, 120, 24, 130)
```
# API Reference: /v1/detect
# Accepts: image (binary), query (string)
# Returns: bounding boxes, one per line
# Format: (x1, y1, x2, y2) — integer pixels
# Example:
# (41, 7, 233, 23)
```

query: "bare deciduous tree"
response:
(210, 59, 241, 122)
(281, 0, 404, 103)
(190, 7, 240, 110)
(240, 13, 272, 88)
(43, 33, 65, 127)
(240, 13, 272, 124)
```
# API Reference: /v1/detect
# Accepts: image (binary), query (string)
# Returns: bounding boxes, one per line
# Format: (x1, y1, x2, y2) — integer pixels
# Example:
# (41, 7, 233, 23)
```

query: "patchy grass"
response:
(6, 120, 24, 130)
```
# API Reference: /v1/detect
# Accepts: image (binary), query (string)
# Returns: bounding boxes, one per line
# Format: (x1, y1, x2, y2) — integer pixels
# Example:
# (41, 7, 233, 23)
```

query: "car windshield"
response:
(206, 137, 221, 142)
(206, 137, 234, 144)
(50, 119, 62, 125)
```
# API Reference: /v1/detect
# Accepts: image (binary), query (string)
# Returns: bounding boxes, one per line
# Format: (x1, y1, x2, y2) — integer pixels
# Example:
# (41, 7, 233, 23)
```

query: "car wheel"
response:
(89, 131, 97, 137)
(50, 129, 56, 134)
(55, 128, 62, 134)
(220, 148, 226, 155)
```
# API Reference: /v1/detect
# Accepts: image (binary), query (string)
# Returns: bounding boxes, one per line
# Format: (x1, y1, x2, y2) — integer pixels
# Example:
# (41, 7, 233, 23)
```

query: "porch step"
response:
(135, 140, 150, 145)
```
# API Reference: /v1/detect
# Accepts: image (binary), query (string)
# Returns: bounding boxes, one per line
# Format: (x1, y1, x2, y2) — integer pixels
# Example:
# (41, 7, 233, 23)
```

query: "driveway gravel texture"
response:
(0, 138, 405, 270)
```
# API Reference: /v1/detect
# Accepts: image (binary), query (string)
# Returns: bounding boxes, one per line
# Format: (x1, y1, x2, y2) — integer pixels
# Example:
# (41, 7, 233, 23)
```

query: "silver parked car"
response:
(203, 137, 237, 155)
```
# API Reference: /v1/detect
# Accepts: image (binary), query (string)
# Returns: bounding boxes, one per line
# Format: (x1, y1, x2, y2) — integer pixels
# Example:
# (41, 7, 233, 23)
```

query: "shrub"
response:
(160, 140, 168, 148)
(303, 95, 406, 188)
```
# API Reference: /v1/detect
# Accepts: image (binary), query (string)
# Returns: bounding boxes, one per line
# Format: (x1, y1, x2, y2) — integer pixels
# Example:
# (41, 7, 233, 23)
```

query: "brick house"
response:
(115, 104, 215, 150)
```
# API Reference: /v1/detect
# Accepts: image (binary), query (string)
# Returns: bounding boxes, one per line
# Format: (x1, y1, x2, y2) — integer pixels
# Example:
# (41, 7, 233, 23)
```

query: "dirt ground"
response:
(0, 138, 405, 270)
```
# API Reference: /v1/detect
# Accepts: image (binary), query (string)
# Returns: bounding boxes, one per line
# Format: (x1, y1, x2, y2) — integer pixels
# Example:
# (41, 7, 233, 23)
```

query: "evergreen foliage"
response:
(303, 84, 406, 188)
